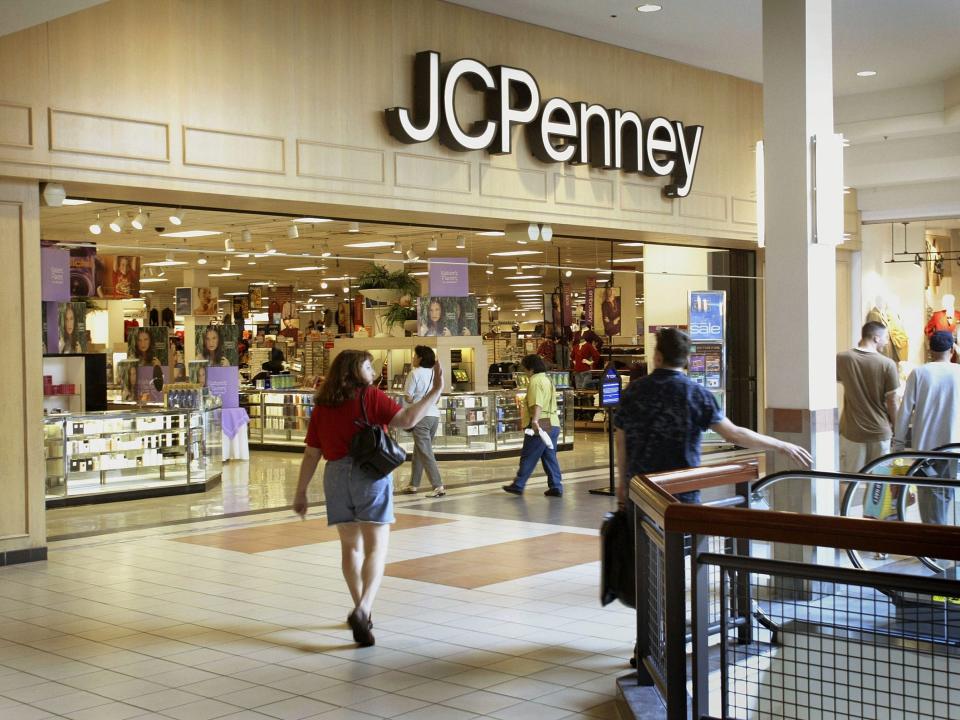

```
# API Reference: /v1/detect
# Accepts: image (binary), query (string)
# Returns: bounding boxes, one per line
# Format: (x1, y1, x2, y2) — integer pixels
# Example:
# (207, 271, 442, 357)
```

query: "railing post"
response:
(664, 529, 689, 719)
(690, 532, 711, 720)
(633, 503, 654, 686)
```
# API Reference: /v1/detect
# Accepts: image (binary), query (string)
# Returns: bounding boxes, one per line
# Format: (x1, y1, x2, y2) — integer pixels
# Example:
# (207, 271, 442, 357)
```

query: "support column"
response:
(762, 1, 841, 524)
(0, 179, 46, 565)
(182, 269, 209, 365)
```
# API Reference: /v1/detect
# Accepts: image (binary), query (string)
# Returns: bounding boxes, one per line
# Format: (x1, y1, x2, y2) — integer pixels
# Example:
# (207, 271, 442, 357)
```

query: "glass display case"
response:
(241, 388, 314, 448)
(43, 404, 222, 505)
(386, 389, 573, 460)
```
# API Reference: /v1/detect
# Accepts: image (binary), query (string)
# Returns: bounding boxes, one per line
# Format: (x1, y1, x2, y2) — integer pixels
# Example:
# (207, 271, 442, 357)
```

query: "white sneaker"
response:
(399, 485, 418, 494)
(428, 487, 446, 497)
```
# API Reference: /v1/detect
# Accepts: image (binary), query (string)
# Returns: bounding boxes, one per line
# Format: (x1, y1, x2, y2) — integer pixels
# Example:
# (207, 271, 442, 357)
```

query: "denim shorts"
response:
(323, 456, 395, 526)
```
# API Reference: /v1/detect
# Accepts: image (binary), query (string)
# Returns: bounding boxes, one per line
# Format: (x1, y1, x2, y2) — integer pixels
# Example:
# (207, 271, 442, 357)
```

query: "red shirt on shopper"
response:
(305, 388, 401, 461)
(572, 340, 601, 372)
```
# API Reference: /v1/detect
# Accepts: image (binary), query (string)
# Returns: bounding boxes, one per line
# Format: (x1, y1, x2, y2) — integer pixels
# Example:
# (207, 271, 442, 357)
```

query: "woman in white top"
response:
(400, 345, 445, 496)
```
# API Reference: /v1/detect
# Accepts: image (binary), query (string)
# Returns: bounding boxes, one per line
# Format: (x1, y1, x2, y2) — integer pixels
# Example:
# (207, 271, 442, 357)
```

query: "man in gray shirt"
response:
(836, 321, 900, 473)
(893, 330, 960, 524)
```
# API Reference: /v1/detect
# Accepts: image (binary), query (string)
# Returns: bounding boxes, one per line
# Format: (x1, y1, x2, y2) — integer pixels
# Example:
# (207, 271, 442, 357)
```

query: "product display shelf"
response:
(241, 388, 314, 450)
(43, 404, 222, 506)
(573, 389, 607, 430)
(386, 389, 573, 460)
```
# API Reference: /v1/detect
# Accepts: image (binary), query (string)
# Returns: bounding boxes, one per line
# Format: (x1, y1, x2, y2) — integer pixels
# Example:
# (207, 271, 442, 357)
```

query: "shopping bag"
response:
(600, 510, 635, 608)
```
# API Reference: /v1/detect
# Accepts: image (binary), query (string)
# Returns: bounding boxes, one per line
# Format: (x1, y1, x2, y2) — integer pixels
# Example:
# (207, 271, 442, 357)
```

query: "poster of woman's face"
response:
(417, 297, 478, 336)
(193, 286, 220, 316)
(96, 255, 140, 299)
(188, 360, 209, 386)
(57, 302, 87, 354)
(595, 286, 622, 337)
(126, 326, 169, 367)
(195, 325, 239, 366)
(118, 360, 140, 403)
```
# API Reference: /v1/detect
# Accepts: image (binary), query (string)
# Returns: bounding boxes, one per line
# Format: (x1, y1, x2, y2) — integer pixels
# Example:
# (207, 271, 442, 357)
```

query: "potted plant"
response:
(356, 264, 422, 335)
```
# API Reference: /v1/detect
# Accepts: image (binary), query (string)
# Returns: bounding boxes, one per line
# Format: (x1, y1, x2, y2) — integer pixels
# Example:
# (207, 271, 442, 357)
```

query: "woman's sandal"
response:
(347, 609, 375, 646)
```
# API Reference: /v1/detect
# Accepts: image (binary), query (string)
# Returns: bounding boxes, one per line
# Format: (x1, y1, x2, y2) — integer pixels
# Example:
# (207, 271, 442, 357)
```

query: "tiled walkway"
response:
(1, 473, 634, 720)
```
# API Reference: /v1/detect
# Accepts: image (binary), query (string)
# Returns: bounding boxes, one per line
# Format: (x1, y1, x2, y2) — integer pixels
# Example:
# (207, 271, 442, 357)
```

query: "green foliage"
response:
(384, 303, 417, 328)
(355, 264, 421, 297)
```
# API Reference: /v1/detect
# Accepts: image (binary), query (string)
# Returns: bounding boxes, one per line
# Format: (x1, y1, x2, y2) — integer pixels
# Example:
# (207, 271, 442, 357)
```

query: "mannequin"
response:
(923, 293, 960, 337)
(866, 295, 909, 363)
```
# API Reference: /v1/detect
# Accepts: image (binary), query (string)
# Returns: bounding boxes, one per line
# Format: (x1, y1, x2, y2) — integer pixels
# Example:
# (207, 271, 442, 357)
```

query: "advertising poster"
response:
(417, 297, 479, 336)
(188, 360, 209, 386)
(117, 360, 140, 402)
(595, 286, 622, 337)
(96, 255, 140, 299)
(42, 247, 71, 302)
(126, 326, 169, 366)
(195, 324, 240, 366)
(689, 290, 725, 342)
(137, 365, 168, 404)
(428, 257, 469, 297)
(274, 285, 295, 320)
(584, 277, 597, 330)
(248, 285, 263, 311)
(232, 296, 249, 320)
(175, 287, 193, 316)
(206, 366, 239, 409)
(192, 286, 219, 316)
(57, 301, 87, 353)
(69, 247, 96, 298)
(42, 302, 58, 354)
(279, 318, 299, 341)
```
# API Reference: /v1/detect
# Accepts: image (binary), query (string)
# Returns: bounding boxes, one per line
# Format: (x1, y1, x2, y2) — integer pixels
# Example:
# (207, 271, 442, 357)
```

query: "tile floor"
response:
(2, 472, 637, 720)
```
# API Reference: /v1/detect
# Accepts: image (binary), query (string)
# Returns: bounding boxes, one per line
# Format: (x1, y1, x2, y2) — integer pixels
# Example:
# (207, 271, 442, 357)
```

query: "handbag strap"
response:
(356, 385, 371, 427)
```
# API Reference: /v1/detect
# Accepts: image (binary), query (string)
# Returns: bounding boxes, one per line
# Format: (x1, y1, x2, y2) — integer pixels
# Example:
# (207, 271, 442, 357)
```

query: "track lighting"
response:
(241, 228, 252, 243)
(320, 241, 332, 258)
(392, 242, 403, 254)
(224, 236, 235, 252)
(109, 212, 124, 233)
(287, 224, 299, 240)
(222, 259, 231, 271)
(169, 209, 185, 226)
(197, 254, 208, 265)
(456, 234, 466, 249)
(428, 234, 438, 252)
(485, 267, 494, 275)
(164, 252, 174, 263)
(158, 269, 165, 278)
(89, 214, 103, 235)
(265, 241, 276, 254)
(348, 221, 360, 233)
(131, 209, 148, 230)
(406, 248, 420, 261)
(515, 264, 523, 275)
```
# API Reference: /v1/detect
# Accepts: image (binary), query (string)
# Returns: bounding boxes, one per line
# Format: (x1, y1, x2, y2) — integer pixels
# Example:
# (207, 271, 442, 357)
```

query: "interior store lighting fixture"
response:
(295, 217, 332, 223)
(320, 241, 332, 257)
(406, 248, 420, 261)
(109, 213, 124, 233)
(510, 282, 542, 287)
(224, 236, 235, 252)
(540, 224, 553, 242)
(320, 281, 328, 289)
(89, 214, 102, 235)
(507, 275, 543, 280)
(223, 292, 248, 296)
(222, 259, 231, 271)
(857, 70, 877, 77)
(489, 250, 542, 257)
(476, 230, 505, 237)
(248, 259, 256, 265)
(344, 240, 395, 248)
(609, 257, 645, 263)
(241, 229, 252, 243)
(410, 271, 429, 276)
(265, 241, 275, 254)
(428, 234, 439, 252)
(169, 209, 185, 225)
(618, 242, 645, 247)
(564, 269, 573, 278)
(139, 278, 167, 284)
(208, 271, 241, 277)
(392, 242, 403, 254)
(285, 265, 325, 272)
(636, 3, 662, 12)
(485, 267, 494, 275)
(197, 254, 207, 265)
(342, 286, 350, 293)
(131, 209, 148, 230)
(159, 230, 222, 238)
(287, 224, 299, 239)
(348, 222, 360, 233)
(456, 234, 466, 249)
(527, 224, 539, 242)
(62, 198, 91, 205)
(139, 289, 155, 294)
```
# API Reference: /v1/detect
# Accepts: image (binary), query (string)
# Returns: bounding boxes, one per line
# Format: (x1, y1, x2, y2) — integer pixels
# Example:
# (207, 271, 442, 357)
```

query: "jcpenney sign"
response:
(385, 51, 703, 198)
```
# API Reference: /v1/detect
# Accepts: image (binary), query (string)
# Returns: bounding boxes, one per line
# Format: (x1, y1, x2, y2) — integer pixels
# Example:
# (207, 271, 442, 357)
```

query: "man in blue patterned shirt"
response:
(615, 328, 811, 504)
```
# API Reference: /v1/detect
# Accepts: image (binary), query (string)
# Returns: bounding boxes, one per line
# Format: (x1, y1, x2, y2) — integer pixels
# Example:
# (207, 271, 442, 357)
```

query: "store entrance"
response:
(38, 193, 758, 535)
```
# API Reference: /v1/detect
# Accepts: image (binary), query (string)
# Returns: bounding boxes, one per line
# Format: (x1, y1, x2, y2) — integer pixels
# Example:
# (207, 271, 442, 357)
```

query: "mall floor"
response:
(0, 433, 637, 720)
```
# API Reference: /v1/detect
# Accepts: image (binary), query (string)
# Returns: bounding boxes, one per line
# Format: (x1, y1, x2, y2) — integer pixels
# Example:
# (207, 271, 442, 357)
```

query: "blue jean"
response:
(512, 426, 562, 491)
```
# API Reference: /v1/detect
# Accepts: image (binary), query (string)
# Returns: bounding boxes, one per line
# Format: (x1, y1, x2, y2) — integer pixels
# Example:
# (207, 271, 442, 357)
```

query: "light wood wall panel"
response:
(679, 191, 728, 221)
(183, 127, 285, 174)
(621, 182, 674, 216)
(480, 165, 547, 202)
(49, 109, 168, 162)
(297, 140, 384, 184)
(395, 153, 471, 194)
(733, 197, 758, 225)
(554, 174, 615, 209)
(0, 103, 32, 148)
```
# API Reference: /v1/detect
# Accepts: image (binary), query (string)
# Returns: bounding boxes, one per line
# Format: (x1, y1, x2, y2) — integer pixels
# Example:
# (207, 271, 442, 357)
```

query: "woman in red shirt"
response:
(293, 350, 443, 646)
(571, 331, 602, 388)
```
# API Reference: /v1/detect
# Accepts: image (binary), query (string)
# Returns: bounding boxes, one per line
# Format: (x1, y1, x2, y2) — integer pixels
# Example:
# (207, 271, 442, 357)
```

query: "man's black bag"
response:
(600, 509, 635, 608)
(349, 387, 407, 476)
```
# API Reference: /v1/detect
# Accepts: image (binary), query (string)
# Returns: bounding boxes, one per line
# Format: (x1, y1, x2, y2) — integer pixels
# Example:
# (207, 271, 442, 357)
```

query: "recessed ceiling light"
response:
(505, 275, 543, 280)
(208, 272, 242, 277)
(159, 230, 222, 238)
(286, 265, 325, 271)
(510, 283, 542, 287)
(636, 3, 661, 12)
(196, 255, 208, 265)
(618, 242, 645, 247)
(610, 257, 645, 263)
(143, 260, 188, 267)
(62, 198, 91, 205)
(857, 70, 877, 77)
(476, 230, 505, 237)
(345, 241, 395, 248)
(223, 292, 248, 296)
(488, 250, 542, 257)
(287, 224, 299, 239)
(295, 217, 332, 223)
(139, 289, 155, 294)
(139, 277, 167, 284)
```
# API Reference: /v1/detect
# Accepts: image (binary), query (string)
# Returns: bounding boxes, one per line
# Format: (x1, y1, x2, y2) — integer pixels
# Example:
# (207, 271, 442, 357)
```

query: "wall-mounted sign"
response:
(385, 50, 703, 198)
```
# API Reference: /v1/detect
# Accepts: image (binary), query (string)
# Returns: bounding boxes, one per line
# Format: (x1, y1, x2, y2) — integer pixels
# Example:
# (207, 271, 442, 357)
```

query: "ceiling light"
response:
(486, 296, 493, 304)
(159, 230, 222, 238)
(540, 224, 553, 242)
(224, 236, 235, 252)
(208, 272, 242, 277)
(343, 286, 350, 293)
(410, 271, 429, 276)
(265, 241, 275, 254)
(344, 240, 395, 248)
(241, 229, 252, 243)
(286, 265, 325, 271)
(89, 215, 102, 235)
(609, 257, 645, 263)
(527, 223, 539, 242)
(109, 213, 124, 233)
(406, 249, 420, 261)
(222, 259, 231, 271)
(636, 3, 662, 12)
(62, 198, 91, 205)
(131, 209, 148, 230)
(320, 281, 328, 289)
(248, 260, 256, 265)
(348, 221, 360, 233)
(456, 234, 466, 249)
(564, 269, 573, 278)
(197, 254, 208, 265)
(139, 277, 167, 284)
(144, 259, 187, 267)
(169, 208, 185, 225)
(476, 230, 505, 237)
(485, 267, 494, 275)
(510, 282, 542, 287)
(320, 242, 332, 257)
(506, 275, 543, 280)
(223, 292, 248, 296)
(139, 289, 155, 294)
(489, 250, 542, 257)
(428, 234, 439, 252)
(392, 242, 403, 254)
(857, 70, 877, 77)
(618, 242, 645, 247)
(296, 217, 332, 223)
(287, 224, 299, 239)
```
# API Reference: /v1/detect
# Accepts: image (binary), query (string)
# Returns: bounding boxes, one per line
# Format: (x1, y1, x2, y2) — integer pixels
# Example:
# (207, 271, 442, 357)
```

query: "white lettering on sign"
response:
(385, 50, 704, 198)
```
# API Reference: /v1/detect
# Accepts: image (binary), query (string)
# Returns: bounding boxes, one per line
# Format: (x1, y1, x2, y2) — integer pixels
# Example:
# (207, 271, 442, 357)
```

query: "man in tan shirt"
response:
(836, 321, 900, 472)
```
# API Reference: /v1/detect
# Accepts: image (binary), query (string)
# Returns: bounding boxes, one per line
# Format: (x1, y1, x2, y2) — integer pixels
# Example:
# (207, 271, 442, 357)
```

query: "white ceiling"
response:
(0, 0, 107, 38)
(448, 0, 960, 96)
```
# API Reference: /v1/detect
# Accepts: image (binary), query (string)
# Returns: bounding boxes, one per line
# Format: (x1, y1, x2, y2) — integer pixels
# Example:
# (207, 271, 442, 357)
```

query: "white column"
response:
(182, 269, 208, 365)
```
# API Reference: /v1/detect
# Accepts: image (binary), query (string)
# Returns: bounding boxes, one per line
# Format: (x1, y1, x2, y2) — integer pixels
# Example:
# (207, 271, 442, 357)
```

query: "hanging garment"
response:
(866, 307, 909, 363)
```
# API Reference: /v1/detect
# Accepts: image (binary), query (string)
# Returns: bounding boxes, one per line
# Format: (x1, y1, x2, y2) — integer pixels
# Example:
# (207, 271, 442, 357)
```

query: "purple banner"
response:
(42, 248, 71, 302)
(428, 257, 469, 297)
(207, 366, 239, 408)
